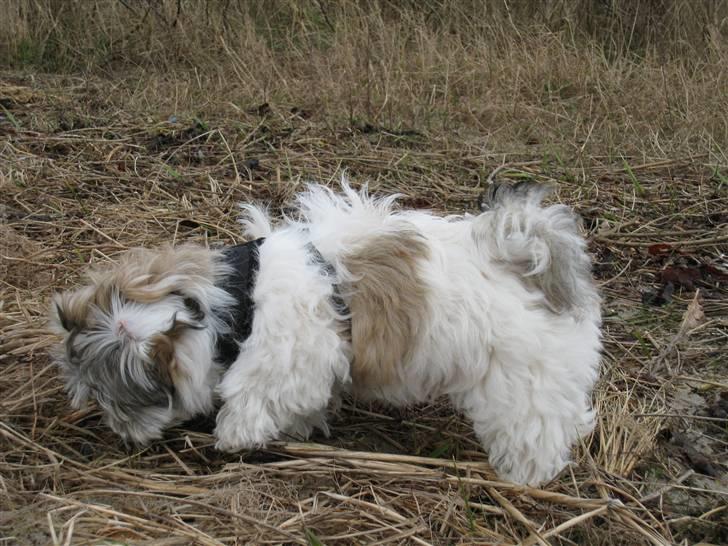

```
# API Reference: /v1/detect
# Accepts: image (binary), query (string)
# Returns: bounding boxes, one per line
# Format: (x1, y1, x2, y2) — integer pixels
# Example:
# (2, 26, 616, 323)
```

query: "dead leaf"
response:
(649, 290, 704, 373)
(648, 243, 672, 256)
(0, 84, 37, 106)
(703, 263, 728, 281)
(661, 266, 702, 289)
(679, 289, 705, 334)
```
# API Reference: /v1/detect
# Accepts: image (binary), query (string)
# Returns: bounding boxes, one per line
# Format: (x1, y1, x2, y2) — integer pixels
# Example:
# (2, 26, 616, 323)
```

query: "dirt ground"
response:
(1, 67, 726, 545)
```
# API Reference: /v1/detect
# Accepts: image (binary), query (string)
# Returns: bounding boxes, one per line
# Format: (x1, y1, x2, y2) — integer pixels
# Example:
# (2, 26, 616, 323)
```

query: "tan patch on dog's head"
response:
(148, 318, 198, 386)
(51, 244, 216, 330)
(99, 244, 216, 304)
(343, 228, 430, 387)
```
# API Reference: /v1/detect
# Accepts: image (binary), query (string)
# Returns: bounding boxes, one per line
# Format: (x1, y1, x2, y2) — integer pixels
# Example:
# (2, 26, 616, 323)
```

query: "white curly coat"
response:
(214, 183, 602, 485)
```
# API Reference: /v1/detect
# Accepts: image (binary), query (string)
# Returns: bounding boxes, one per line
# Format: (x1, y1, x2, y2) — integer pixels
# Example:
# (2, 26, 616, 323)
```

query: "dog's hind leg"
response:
(453, 347, 598, 486)
(213, 233, 350, 451)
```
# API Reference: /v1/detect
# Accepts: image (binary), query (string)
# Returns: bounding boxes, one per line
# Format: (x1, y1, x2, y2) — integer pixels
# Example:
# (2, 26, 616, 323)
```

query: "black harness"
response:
(216, 238, 265, 368)
(215, 238, 348, 369)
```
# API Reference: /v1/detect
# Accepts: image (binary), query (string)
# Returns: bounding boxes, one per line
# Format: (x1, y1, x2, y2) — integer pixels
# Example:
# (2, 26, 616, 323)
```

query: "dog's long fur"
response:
(50, 181, 602, 485)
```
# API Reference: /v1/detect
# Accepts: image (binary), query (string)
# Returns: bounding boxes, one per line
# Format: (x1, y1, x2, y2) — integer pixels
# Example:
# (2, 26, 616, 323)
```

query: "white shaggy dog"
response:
(50, 180, 601, 485)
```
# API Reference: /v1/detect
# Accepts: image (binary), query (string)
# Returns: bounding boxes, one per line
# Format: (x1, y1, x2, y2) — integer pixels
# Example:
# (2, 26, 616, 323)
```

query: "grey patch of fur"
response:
(476, 181, 600, 317)
(57, 316, 176, 445)
(479, 179, 552, 212)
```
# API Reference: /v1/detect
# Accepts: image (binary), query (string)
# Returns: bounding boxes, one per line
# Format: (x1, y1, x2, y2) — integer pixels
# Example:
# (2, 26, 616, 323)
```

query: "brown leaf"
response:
(660, 266, 702, 289)
(679, 290, 704, 334)
(702, 263, 728, 281)
(648, 243, 672, 256)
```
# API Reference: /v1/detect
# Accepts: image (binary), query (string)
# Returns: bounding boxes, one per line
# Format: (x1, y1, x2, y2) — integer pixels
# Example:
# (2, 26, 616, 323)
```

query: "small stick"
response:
(636, 413, 727, 422)
(675, 376, 728, 390)
(640, 470, 694, 504)
(486, 487, 549, 546)
(520, 504, 610, 546)
(164, 445, 196, 476)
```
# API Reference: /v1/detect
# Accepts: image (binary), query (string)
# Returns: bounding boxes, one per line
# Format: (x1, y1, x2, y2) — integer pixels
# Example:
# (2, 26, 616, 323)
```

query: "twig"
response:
(596, 233, 728, 248)
(520, 504, 611, 546)
(485, 160, 542, 186)
(675, 376, 728, 389)
(640, 470, 695, 504)
(636, 413, 727, 422)
(486, 487, 549, 546)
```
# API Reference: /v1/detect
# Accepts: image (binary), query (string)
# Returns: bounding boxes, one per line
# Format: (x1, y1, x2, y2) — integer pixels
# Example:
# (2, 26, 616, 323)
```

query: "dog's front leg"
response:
(215, 332, 348, 451)
(214, 309, 350, 452)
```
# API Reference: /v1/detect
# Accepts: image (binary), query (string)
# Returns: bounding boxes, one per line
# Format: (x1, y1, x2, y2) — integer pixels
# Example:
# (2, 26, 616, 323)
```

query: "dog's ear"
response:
(148, 314, 204, 385)
(54, 300, 72, 332)
(50, 293, 92, 406)
(149, 331, 177, 386)
(50, 290, 91, 334)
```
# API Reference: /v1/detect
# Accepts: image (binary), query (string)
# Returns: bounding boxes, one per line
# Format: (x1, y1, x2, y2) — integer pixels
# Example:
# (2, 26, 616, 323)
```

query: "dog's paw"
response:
(213, 436, 250, 453)
(282, 410, 330, 441)
(488, 445, 570, 486)
(213, 402, 278, 452)
(212, 428, 260, 453)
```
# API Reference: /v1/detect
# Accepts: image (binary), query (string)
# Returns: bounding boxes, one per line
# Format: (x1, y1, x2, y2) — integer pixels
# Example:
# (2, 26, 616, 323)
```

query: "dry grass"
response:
(2, 2, 728, 545)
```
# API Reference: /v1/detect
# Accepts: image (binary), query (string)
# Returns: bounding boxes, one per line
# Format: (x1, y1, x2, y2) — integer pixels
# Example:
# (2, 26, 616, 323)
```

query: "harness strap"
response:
(305, 242, 351, 318)
(216, 238, 264, 368)
(216, 238, 349, 369)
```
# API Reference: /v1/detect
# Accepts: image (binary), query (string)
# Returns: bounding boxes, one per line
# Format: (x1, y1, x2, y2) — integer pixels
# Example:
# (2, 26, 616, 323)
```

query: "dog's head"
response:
(50, 245, 232, 445)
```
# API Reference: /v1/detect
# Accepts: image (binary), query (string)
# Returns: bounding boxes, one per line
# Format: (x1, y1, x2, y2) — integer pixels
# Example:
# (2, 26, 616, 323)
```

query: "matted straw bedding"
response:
(1, 76, 726, 545)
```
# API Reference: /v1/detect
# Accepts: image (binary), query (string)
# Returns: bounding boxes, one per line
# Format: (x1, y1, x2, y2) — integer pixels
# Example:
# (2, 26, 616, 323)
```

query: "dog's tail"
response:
(238, 203, 273, 239)
(472, 181, 599, 317)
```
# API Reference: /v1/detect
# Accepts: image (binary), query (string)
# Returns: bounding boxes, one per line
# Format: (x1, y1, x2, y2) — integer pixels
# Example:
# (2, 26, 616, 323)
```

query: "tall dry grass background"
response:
(2, 0, 728, 156)
(1, 1, 727, 545)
